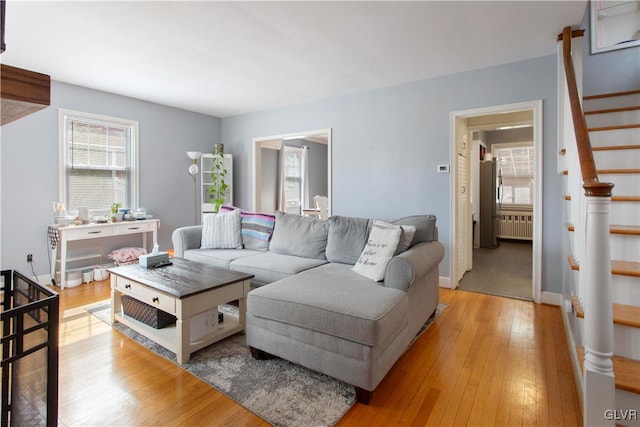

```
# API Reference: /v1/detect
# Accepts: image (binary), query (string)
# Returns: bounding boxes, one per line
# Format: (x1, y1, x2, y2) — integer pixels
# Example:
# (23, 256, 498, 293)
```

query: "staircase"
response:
(563, 88, 640, 425)
(557, 24, 640, 427)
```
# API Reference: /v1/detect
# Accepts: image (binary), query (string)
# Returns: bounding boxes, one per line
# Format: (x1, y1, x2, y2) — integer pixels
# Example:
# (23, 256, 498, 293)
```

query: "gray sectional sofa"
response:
(171, 210, 444, 404)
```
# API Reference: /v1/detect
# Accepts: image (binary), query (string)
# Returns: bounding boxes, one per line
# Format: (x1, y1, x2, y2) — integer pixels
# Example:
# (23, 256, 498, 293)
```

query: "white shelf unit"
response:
(200, 153, 233, 213)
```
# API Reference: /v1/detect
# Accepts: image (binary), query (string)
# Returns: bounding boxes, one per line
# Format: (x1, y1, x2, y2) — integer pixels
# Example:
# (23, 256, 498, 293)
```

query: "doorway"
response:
(252, 129, 332, 215)
(450, 101, 542, 303)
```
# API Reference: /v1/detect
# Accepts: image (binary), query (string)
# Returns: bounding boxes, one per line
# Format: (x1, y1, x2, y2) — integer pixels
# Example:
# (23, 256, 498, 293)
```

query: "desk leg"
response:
(50, 245, 56, 286)
(60, 237, 67, 289)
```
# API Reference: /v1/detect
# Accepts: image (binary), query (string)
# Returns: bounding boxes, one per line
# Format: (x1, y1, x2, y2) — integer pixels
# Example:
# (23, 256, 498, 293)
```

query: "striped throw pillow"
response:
(201, 209, 243, 249)
(219, 205, 276, 251)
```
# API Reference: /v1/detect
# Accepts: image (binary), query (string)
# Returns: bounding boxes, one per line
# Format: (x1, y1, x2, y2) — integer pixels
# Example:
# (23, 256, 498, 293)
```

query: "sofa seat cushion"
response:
(247, 263, 408, 347)
(230, 252, 327, 285)
(184, 248, 263, 269)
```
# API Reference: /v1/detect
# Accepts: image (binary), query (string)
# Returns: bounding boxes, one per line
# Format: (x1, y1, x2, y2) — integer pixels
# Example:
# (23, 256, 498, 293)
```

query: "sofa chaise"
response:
(172, 209, 444, 403)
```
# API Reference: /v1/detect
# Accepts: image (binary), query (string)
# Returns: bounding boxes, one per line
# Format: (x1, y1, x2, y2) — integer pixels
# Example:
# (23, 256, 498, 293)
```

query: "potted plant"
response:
(111, 202, 122, 222)
(209, 144, 228, 212)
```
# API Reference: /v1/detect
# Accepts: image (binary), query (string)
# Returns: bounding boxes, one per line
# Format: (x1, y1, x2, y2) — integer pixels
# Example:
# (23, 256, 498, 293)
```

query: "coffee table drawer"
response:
(115, 277, 176, 314)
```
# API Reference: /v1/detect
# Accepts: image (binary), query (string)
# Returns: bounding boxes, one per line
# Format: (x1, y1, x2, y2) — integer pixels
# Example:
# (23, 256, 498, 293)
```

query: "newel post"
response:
(582, 188, 615, 426)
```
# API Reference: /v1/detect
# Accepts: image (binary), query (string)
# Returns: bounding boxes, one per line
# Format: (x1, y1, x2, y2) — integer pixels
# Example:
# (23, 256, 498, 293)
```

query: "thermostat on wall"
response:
(437, 164, 449, 173)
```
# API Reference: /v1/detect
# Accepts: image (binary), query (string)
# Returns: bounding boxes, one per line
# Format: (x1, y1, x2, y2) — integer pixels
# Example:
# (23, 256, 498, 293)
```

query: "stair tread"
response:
(610, 224, 640, 234)
(563, 196, 640, 203)
(612, 196, 640, 202)
(565, 222, 640, 235)
(592, 144, 640, 151)
(576, 345, 640, 394)
(585, 105, 640, 115)
(568, 255, 640, 277)
(584, 90, 640, 100)
(589, 124, 640, 132)
(572, 296, 640, 328)
(597, 168, 640, 174)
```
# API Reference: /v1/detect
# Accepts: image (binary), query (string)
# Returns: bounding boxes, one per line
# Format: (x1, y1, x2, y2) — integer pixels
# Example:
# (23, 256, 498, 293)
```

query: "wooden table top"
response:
(109, 257, 253, 299)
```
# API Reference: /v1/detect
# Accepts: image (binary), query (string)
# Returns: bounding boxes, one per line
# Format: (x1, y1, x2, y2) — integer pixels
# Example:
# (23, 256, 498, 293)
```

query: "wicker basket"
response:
(121, 295, 176, 329)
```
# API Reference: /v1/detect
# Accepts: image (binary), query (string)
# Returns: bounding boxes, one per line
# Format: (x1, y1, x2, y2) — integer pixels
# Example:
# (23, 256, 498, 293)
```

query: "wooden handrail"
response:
(560, 26, 614, 198)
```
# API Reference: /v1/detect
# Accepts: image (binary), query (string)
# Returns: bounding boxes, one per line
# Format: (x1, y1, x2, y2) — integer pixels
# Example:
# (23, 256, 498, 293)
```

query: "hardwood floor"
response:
(56, 280, 582, 426)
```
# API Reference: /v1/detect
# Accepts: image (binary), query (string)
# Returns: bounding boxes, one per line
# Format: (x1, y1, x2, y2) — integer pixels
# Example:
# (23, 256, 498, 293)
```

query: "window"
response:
(493, 143, 534, 205)
(283, 146, 302, 214)
(59, 110, 138, 214)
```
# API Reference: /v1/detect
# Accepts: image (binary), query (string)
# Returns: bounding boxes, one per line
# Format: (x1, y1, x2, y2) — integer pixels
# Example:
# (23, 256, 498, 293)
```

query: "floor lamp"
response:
(187, 151, 201, 225)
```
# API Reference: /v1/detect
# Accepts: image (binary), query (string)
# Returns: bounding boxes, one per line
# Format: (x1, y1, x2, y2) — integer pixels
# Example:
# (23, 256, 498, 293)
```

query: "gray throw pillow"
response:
(392, 215, 437, 246)
(325, 216, 372, 264)
(269, 211, 329, 260)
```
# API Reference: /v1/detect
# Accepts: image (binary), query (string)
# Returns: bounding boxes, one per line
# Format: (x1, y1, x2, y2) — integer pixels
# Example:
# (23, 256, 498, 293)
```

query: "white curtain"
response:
(301, 146, 310, 210)
(276, 143, 308, 214)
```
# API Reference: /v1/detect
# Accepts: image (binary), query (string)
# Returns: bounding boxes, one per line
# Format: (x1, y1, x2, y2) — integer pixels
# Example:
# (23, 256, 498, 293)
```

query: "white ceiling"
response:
(2, 1, 587, 118)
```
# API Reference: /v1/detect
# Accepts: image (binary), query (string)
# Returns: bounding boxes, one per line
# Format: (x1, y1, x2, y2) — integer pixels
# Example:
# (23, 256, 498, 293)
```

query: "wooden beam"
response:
(1, 64, 51, 125)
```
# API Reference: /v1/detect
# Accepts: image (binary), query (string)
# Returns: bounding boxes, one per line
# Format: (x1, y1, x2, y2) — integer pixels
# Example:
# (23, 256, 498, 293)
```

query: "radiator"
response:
(498, 211, 533, 240)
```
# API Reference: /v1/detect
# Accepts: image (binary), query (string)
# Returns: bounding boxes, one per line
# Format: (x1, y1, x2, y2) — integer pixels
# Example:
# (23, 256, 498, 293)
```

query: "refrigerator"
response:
(479, 159, 499, 249)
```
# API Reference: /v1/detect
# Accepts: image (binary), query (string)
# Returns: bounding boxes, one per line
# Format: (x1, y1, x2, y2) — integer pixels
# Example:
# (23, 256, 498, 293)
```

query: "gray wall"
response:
(260, 147, 279, 212)
(222, 55, 563, 292)
(581, 4, 640, 95)
(1, 81, 221, 276)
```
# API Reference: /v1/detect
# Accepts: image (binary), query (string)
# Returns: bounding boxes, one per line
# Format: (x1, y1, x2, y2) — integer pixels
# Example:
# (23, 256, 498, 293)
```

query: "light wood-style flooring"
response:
(56, 280, 582, 426)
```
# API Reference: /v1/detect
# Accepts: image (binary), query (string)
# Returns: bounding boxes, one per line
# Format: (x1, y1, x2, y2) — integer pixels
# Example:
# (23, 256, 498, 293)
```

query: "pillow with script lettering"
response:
(352, 220, 401, 281)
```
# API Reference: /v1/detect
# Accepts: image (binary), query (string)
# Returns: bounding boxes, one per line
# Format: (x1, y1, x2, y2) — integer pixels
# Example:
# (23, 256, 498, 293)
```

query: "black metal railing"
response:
(1, 270, 59, 426)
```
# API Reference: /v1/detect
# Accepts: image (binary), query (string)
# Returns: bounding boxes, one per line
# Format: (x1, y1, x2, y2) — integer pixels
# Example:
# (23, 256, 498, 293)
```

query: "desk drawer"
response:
(115, 276, 175, 314)
(65, 226, 113, 240)
(115, 221, 154, 235)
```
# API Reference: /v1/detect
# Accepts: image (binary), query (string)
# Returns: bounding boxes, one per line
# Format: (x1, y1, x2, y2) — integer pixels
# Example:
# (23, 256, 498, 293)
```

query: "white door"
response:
(456, 118, 472, 283)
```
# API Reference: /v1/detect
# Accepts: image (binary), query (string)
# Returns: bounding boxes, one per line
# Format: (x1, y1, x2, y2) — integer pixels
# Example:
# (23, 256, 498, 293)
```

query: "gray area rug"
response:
(87, 302, 445, 426)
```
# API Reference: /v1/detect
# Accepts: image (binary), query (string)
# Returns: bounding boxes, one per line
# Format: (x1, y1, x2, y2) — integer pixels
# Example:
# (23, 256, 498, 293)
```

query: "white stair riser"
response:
(610, 234, 640, 261)
(604, 173, 640, 196)
(609, 202, 640, 225)
(586, 110, 640, 128)
(594, 150, 640, 169)
(613, 323, 640, 360)
(589, 127, 640, 147)
(584, 93, 640, 111)
(576, 318, 640, 361)
(612, 275, 640, 307)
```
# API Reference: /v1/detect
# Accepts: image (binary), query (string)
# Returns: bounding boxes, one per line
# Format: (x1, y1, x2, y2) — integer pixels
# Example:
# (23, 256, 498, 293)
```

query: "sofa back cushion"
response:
(269, 211, 329, 260)
(325, 216, 372, 264)
(392, 215, 437, 246)
(219, 205, 276, 251)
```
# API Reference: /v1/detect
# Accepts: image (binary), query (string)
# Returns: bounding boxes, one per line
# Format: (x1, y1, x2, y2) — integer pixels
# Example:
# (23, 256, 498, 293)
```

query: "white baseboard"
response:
(439, 276, 452, 288)
(560, 298, 584, 409)
(36, 274, 56, 288)
(540, 291, 563, 306)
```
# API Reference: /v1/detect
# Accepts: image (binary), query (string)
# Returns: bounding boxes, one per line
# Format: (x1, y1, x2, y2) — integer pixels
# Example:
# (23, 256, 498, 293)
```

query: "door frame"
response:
(252, 128, 332, 215)
(449, 100, 543, 303)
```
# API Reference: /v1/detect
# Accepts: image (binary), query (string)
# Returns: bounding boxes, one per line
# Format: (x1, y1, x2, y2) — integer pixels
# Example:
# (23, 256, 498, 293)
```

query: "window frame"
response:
(492, 141, 534, 206)
(58, 109, 139, 215)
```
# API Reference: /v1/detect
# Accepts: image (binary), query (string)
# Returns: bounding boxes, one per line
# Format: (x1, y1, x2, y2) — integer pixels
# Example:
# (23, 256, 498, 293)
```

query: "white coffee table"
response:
(109, 258, 253, 364)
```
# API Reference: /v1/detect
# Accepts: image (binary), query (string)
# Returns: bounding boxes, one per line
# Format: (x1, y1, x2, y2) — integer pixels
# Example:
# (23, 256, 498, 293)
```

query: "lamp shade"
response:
(188, 163, 199, 175)
(187, 151, 201, 160)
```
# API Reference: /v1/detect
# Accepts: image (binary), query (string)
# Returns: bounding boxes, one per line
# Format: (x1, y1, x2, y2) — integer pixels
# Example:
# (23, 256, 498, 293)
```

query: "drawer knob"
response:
(152, 297, 159, 303)
(125, 284, 131, 289)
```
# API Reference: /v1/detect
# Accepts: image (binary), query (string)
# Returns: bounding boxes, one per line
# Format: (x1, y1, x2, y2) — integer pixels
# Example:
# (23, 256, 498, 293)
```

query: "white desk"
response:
(50, 219, 159, 289)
